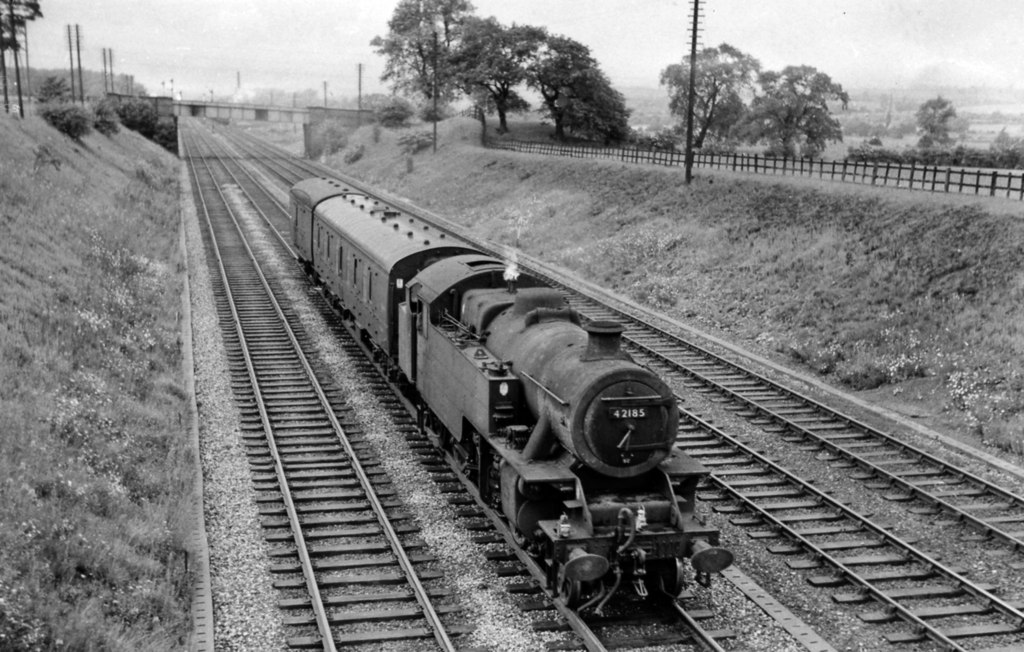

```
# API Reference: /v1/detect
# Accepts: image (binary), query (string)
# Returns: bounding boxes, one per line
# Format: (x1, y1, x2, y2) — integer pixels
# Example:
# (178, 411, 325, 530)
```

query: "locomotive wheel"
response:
(651, 558, 687, 600)
(559, 576, 583, 608)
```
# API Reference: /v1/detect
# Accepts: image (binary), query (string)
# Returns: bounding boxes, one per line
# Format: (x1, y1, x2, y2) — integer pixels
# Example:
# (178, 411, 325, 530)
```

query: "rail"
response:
(487, 138, 1024, 201)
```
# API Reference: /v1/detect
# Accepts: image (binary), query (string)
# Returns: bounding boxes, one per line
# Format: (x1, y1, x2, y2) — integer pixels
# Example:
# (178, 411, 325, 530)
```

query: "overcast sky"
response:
(22, 0, 1024, 100)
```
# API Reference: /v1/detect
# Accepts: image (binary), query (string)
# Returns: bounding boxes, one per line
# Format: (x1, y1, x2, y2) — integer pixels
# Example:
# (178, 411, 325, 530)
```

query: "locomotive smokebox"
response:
(480, 288, 678, 478)
(582, 321, 625, 361)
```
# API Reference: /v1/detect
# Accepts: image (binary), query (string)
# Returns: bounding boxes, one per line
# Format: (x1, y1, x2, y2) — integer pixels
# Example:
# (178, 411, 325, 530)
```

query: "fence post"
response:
(990, 172, 998, 197)
(908, 162, 916, 189)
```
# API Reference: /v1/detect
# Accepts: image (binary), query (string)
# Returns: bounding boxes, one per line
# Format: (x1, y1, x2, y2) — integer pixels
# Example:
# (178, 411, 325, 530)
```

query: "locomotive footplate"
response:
(489, 435, 576, 485)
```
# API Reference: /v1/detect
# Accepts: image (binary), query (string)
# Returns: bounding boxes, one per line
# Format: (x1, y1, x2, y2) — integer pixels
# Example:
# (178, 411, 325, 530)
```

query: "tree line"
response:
(371, 1, 853, 155)
(373, 0, 1024, 166)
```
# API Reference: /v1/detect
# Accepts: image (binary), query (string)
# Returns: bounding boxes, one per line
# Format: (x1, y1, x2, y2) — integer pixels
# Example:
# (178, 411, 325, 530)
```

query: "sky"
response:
(18, 0, 1024, 101)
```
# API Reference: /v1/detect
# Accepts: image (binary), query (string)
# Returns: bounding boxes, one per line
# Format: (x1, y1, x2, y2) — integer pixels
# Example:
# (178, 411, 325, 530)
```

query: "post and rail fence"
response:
(485, 138, 1024, 201)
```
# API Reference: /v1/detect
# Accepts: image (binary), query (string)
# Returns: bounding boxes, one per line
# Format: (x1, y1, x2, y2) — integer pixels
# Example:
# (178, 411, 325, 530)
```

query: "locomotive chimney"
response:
(582, 321, 625, 361)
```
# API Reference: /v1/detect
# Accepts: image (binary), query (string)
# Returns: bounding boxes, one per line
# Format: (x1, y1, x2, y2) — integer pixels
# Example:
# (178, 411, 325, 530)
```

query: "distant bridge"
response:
(106, 93, 374, 156)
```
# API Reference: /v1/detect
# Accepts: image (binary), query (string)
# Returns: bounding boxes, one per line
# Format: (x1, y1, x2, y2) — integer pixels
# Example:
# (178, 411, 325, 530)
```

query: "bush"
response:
(38, 103, 93, 141)
(152, 118, 178, 154)
(307, 120, 349, 159)
(115, 99, 158, 139)
(92, 99, 121, 136)
(376, 97, 415, 128)
(418, 102, 449, 123)
(398, 131, 433, 155)
(343, 144, 365, 164)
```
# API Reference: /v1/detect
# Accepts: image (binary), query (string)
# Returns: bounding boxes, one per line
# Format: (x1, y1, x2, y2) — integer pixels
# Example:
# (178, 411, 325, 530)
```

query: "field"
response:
(256, 115, 1024, 457)
(0, 115, 193, 649)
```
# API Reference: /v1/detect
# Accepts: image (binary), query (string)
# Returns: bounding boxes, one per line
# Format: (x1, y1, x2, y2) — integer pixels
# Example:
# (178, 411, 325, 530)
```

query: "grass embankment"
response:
(0, 115, 193, 649)
(308, 116, 1024, 452)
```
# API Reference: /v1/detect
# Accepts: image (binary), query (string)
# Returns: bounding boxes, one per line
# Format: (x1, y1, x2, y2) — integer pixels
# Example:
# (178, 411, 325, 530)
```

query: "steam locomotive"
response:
(289, 177, 732, 610)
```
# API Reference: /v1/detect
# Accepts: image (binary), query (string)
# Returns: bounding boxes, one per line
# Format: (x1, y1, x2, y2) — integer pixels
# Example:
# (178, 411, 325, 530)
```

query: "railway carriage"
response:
(290, 178, 474, 360)
(289, 178, 732, 610)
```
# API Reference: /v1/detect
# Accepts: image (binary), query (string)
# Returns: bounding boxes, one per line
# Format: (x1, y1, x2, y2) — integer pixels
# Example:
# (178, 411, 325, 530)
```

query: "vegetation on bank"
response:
(0, 116, 193, 649)
(305, 116, 1024, 453)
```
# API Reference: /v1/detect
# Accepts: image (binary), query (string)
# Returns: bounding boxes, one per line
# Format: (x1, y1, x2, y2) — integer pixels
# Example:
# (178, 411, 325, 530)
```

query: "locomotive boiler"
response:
(289, 178, 732, 610)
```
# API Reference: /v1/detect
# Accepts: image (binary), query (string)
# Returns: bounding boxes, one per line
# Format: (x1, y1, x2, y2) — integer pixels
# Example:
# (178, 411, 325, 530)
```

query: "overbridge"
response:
(106, 93, 374, 156)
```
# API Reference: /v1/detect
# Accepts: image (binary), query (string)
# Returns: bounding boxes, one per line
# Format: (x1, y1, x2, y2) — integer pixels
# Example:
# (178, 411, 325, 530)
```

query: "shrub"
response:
(376, 97, 414, 128)
(398, 131, 433, 155)
(38, 103, 94, 141)
(115, 99, 158, 139)
(343, 144, 365, 164)
(92, 99, 121, 136)
(418, 102, 449, 123)
(152, 118, 178, 154)
(307, 120, 349, 159)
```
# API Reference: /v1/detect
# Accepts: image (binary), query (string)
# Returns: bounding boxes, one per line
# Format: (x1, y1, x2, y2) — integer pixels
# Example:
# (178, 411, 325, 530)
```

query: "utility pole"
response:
(684, 0, 703, 185)
(75, 24, 84, 103)
(22, 19, 30, 108)
(357, 63, 363, 125)
(66, 25, 76, 103)
(323, 80, 327, 107)
(108, 48, 114, 96)
(432, 30, 438, 153)
(0, 10, 8, 113)
(9, 0, 23, 116)
(102, 48, 109, 93)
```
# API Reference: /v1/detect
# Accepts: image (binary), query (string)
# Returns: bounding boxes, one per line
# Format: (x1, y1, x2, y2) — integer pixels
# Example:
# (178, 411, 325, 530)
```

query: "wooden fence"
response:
(486, 138, 1024, 201)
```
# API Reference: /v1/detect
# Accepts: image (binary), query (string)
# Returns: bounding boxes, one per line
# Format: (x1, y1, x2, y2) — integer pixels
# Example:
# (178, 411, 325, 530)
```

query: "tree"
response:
(37, 75, 70, 103)
(742, 65, 849, 158)
(660, 43, 760, 148)
(371, 0, 475, 103)
(916, 96, 956, 148)
(0, 0, 42, 113)
(453, 17, 546, 134)
(526, 34, 630, 143)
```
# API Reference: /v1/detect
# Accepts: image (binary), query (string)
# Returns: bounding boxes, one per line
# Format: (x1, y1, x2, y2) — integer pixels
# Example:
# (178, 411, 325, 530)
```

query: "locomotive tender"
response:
(289, 178, 732, 609)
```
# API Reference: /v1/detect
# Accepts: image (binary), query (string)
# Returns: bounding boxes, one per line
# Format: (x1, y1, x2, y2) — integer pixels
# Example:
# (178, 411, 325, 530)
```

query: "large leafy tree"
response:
(526, 34, 629, 143)
(916, 96, 957, 148)
(742, 65, 849, 158)
(453, 17, 546, 133)
(660, 43, 760, 148)
(371, 0, 475, 103)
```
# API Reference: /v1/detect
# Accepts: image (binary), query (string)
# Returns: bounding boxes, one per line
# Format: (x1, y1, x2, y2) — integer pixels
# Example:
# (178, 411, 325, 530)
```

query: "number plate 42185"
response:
(609, 407, 647, 419)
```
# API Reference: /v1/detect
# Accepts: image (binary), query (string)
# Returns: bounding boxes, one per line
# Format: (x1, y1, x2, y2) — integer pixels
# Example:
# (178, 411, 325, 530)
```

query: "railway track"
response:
(182, 124, 463, 649)
(182, 119, 743, 651)
(192, 119, 1024, 649)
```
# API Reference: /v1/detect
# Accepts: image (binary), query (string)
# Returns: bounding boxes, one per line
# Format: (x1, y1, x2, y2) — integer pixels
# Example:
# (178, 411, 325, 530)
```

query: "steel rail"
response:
(184, 121, 458, 651)
(219, 123, 1024, 646)
(216, 125, 740, 652)
(182, 129, 337, 652)
(611, 326, 1024, 553)
(676, 404, 1024, 649)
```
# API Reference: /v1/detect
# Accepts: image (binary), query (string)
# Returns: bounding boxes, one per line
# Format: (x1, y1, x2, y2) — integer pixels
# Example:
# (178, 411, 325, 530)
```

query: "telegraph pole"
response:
(9, 0, 23, 116)
(102, 48, 109, 93)
(323, 80, 327, 107)
(66, 25, 76, 103)
(75, 24, 84, 103)
(432, 30, 438, 153)
(0, 11, 8, 113)
(684, 0, 703, 185)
